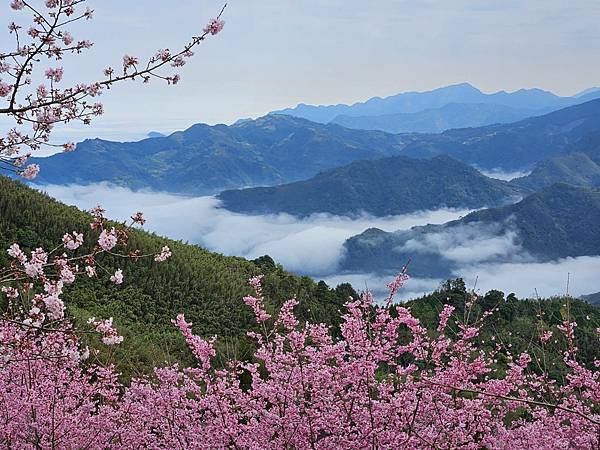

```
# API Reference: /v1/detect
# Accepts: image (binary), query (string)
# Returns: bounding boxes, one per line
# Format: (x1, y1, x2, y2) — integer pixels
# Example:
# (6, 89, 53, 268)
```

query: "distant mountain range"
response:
(274, 83, 600, 133)
(29, 99, 600, 193)
(582, 292, 600, 306)
(218, 155, 524, 217)
(401, 99, 600, 170)
(30, 115, 415, 195)
(341, 184, 600, 278)
(330, 102, 540, 134)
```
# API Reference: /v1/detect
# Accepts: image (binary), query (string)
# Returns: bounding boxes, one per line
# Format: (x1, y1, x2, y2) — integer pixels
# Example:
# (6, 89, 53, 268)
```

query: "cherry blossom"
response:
(110, 268, 123, 285)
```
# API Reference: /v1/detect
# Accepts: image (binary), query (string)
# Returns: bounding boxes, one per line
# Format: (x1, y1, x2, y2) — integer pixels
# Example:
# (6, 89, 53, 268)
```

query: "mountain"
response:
(0, 176, 354, 376)
(28, 100, 600, 194)
(581, 292, 600, 306)
(330, 103, 540, 134)
(147, 131, 165, 138)
(341, 184, 600, 278)
(274, 83, 600, 125)
(575, 87, 600, 98)
(218, 155, 525, 217)
(510, 134, 600, 190)
(401, 99, 600, 170)
(29, 115, 413, 195)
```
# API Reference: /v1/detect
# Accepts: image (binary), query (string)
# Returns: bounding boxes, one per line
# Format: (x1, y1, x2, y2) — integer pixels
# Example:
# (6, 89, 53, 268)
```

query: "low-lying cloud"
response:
(479, 168, 531, 181)
(398, 221, 530, 264)
(330, 255, 600, 302)
(39, 183, 600, 302)
(456, 256, 600, 299)
(40, 183, 471, 275)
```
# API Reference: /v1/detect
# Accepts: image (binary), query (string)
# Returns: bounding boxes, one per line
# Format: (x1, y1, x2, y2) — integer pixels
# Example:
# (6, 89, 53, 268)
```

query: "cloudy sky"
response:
(2, 0, 600, 141)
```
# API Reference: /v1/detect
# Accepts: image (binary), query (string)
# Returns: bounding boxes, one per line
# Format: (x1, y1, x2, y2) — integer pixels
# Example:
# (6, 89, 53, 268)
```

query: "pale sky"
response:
(2, 0, 600, 142)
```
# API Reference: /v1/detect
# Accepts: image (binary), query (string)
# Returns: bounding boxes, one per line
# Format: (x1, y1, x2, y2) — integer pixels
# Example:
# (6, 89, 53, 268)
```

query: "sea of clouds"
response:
(40, 183, 600, 302)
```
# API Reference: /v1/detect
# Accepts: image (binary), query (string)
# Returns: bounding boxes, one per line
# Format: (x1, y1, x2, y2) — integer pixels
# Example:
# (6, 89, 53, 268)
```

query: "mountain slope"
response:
(274, 83, 600, 124)
(341, 184, 600, 277)
(29, 115, 413, 195)
(511, 134, 600, 190)
(0, 176, 354, 376)
(28, 99, 600, 194)
(401, 99, 600, 170)
(330, 102, 540, 134)
(218, 155, 525, 217)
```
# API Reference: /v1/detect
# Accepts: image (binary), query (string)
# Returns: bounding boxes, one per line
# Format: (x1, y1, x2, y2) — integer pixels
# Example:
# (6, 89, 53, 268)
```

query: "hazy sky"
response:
(2, 0, 600, 140)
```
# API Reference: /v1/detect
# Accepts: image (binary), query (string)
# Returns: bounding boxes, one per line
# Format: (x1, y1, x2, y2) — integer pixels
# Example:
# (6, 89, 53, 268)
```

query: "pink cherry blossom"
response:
(1, 286, 19, 299)
(110, 268, 123, 285)
(44, 67, 64, 82)
(88, 317, 123, 345)
(62, 231, 84, 250)
(10, 0, 24, 10)
(7, 243, 27, 263)
(203, 18, 225, 35)
(0, 81, 11, 97)
(85, 265, 97, 278)
(98, 227, 117, 251)
(60, 266, 76, 284)
(131, 211, 146, 225)
(154, 246, 171, 262)
(19, 163, 40, 179)
(122, 54, 139, 70)
(61, 32, 74, 45)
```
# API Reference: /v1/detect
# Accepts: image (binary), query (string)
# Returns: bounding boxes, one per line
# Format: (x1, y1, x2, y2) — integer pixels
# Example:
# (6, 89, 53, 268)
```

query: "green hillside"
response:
(218, 155, 525, 217)
(0, 176, 354, 377)
(342, 184, 600, 276)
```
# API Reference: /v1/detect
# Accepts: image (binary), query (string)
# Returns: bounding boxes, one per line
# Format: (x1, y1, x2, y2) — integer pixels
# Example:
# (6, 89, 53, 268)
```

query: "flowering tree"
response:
(1, 2, 600, 448)
(1, 274, 599, 448)
(0, 0, 225, 179)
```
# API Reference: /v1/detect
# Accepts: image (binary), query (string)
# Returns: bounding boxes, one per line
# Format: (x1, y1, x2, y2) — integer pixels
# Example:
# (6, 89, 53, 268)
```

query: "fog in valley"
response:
(42, 183, 600, 301)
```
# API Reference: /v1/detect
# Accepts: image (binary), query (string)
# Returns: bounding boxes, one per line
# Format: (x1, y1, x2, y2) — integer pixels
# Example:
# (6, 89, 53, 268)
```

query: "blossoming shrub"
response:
(1, 273, 598, 448)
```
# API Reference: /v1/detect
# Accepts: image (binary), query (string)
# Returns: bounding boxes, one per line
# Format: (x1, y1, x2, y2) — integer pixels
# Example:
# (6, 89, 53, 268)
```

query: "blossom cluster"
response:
(0, 275, 598, 448)
(1, 205, 170, 343)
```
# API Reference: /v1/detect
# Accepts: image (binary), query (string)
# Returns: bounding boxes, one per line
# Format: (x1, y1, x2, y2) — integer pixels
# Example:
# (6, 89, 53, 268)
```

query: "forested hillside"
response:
(218, 155, 525, 216)
(27, 115, 415, 194)
(404, 279, 600, 371)
(0, 176, 354, 377)
(512, 135, 600, 190)
(342, 184, 600, 276)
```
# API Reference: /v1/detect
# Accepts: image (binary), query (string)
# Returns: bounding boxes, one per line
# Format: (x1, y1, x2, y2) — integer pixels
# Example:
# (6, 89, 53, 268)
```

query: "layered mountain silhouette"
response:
(341, 184, 600, 278)
(28, 99, 600, 193)
(401, 99, 600, 170)
(29, 115, 414, 194)
(218, 155, 524, 217)
(274, 83, 600, 131)
(330, 102, 539, 134)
